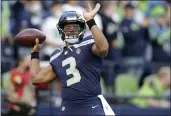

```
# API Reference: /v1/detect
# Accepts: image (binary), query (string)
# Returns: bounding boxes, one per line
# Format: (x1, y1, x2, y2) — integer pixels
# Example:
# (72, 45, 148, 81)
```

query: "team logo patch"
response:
(76, 48, 81, 54)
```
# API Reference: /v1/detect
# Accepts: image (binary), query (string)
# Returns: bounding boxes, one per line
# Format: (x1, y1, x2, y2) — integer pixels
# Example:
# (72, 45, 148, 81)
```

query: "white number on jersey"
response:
(62, 57, 81, 86)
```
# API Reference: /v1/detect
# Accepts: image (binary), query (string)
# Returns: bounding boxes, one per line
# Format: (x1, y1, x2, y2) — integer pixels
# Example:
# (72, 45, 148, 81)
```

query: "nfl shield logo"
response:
(76, 48, 81, 54)
(61, 106, 65, 111)
(64, 51, 68, 55)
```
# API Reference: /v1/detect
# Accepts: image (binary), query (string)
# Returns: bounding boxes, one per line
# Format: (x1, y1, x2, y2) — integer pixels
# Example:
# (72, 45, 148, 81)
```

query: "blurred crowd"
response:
(1, 0, 171, 114)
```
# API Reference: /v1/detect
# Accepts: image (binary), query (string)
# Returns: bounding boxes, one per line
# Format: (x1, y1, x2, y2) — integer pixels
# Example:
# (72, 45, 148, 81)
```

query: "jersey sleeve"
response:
(82, 35, 95, 51)
(49, 49, 62, 74)
(83, 35, 103, 59)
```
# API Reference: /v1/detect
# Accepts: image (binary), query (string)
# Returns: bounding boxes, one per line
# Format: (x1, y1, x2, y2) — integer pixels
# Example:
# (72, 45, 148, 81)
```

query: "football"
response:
(14, 28, 46, 47)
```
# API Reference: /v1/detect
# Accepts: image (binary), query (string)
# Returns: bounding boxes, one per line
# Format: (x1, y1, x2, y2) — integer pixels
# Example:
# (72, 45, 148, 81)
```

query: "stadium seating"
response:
(115, 73, 138, 95)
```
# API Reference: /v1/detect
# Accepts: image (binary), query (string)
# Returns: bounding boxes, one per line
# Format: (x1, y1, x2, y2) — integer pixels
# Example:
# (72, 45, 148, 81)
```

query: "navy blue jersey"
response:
(50, 35, 103, 101)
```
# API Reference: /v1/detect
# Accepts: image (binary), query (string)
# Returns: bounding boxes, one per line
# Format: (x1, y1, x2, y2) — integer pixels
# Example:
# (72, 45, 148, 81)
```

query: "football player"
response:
(30, 3, 115, 115)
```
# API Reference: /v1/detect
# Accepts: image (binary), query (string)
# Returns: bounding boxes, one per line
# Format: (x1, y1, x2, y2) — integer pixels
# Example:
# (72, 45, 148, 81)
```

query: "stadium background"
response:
(1, 0, 170, 116)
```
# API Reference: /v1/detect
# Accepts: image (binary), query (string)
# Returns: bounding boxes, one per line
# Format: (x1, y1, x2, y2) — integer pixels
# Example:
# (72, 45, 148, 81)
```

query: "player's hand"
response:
(83, 3, 101, 21)
(32, 38, 41, 52)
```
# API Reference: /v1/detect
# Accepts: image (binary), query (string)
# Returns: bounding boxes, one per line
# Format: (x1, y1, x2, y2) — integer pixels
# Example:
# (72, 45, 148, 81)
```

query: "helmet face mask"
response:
(57, 11, 86, 44)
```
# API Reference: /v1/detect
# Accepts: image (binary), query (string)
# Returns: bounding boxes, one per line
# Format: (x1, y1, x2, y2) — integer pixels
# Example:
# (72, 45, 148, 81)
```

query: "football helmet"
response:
(57, 11, 86, 44)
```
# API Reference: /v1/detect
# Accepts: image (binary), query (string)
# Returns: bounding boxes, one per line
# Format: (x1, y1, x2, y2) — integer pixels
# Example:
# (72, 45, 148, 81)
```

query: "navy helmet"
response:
(57, 11, 86, 43)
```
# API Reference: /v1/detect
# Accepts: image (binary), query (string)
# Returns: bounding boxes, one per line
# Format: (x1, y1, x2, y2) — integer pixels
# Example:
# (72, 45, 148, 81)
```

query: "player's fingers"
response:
(92, 3, 101, 14)
(87, 2, 93, 11)
(35, 38, 39, 44)
(32, 38, 41, 52)
(35, 38, 40, 48)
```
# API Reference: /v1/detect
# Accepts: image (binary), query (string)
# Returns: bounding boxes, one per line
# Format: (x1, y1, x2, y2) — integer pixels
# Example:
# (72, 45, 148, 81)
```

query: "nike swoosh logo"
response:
(92, 105, 99, 108)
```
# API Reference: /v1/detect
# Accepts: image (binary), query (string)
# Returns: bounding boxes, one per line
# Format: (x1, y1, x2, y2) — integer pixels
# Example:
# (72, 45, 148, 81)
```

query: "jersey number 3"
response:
(62, 57, 81, 86)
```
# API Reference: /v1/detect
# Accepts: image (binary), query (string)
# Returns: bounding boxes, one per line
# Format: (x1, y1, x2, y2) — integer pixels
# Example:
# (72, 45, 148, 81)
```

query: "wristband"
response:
(86, 19, 96, 29)
(31, 52, 39, 60)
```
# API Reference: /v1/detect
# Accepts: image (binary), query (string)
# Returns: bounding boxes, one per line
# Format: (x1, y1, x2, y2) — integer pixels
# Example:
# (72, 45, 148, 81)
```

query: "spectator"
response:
(132, 66, 170, 108)
(1, 1, 15, 72)
(25, 1, 43, 29)
(148, 6, 171, 62)
(10, 0, 32, 61)
(99, 1, 121, 61)
(6, 56, 36, 116)
(113, 1, 144, 24)
(1, 37, 15, 73)
(10, 0, 32, 36)
(41, 2, 64, 60)
(98, 1, 122, 89)
(120, 2, 148, 81)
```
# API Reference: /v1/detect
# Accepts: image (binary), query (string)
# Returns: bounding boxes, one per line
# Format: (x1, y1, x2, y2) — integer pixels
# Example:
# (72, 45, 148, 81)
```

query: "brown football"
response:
(14, 28, 46, 47)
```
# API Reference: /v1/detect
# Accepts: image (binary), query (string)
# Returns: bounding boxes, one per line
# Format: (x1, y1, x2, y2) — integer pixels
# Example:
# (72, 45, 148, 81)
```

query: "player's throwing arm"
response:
(30, 39, 56, 84)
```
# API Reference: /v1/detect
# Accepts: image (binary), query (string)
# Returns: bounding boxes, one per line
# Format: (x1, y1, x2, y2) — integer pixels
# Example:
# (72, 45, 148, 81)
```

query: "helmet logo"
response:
(67, 16, 76, 20)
